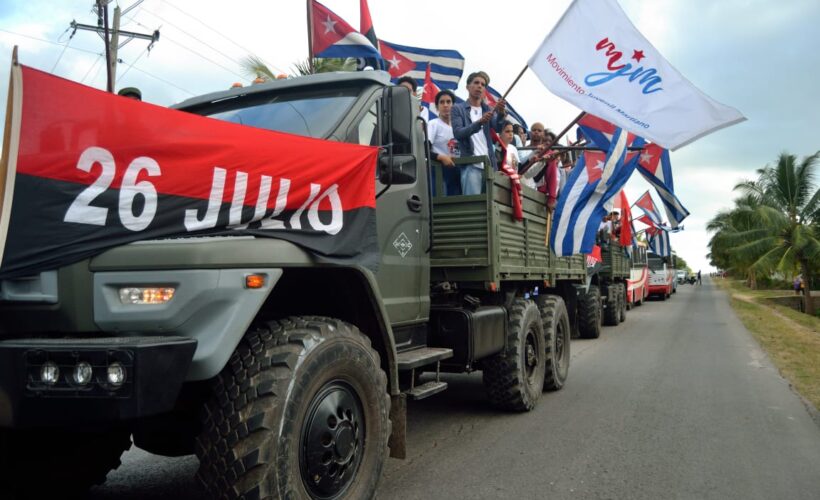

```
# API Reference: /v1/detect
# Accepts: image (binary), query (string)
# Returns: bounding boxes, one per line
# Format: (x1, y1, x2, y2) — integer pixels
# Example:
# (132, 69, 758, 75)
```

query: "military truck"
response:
(593, 242, 631, 330)
(0, 71, 595, 499)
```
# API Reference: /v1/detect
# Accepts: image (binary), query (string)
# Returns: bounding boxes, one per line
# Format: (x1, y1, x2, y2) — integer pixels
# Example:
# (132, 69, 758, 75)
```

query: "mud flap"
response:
(388, 393, 407, 459)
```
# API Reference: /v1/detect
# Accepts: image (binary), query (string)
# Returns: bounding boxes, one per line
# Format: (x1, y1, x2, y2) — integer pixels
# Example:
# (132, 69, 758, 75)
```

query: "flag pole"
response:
(545, 210, 552, 246)
(500, 64, 528, 101)
(552, 110, 586, 148)
(306, 0, 315, 73)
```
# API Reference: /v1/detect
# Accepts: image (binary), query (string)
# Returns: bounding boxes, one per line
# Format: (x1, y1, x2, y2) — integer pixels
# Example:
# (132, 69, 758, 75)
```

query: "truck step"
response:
(396, 347, 453, 371)
(406, 380, 448, 400)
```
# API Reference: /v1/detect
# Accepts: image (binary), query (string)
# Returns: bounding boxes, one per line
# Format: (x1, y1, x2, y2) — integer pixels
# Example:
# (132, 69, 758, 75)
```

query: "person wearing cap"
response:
(117, 87, 142, 101)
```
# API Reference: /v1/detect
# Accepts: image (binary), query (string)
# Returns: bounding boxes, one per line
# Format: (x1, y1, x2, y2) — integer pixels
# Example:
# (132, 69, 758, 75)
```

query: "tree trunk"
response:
(800, 259, 814, 315)
(748, 269, 757, 290)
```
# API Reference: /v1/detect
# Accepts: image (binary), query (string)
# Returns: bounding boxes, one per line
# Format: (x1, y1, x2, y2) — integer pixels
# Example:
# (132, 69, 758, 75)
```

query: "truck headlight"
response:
(118, 287, 175, 305)
(107, 362, 127, 387)
(40, 361, 60, 385)
(72, 361, 93, 386)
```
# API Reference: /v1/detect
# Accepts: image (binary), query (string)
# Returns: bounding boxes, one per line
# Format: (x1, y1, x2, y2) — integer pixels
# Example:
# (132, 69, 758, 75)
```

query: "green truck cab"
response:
(0, 71, 598, 499)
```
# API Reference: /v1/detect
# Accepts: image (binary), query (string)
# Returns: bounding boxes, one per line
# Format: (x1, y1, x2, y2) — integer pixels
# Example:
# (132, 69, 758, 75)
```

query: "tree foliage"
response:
(240, 55, 357, 81)
(707, 151, 820, 313)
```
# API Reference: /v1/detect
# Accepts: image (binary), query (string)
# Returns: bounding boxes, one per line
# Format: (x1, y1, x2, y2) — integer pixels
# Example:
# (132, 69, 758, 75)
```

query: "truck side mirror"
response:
(378, 155, 416, 184)
(382, 86, 413, 154)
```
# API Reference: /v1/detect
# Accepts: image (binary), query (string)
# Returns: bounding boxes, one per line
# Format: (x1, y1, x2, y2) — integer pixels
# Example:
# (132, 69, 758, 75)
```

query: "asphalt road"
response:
(90, 277, 820, 499)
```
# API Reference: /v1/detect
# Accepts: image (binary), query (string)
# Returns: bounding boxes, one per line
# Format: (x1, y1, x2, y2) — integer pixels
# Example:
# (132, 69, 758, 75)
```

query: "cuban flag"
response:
(634, 190, 664, 226)
(310, 0, 382, 60)
(379, 40, 464, 91)
(551, 128, 641, 256)
(647, 225, 671, 257)
(636, 214, 659, 229)
(420, 63, 439, 122)
(636, 143, 689, 228)
(577, 113, 636, 149)
(485, 86, 529, 132)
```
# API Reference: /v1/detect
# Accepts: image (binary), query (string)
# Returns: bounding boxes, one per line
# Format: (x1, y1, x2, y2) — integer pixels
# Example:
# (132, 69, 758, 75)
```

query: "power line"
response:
(0, 27, 100, 55)
(0, 24, 192, 97)
(158, 0, 286, 75)
(125, 63, 195, 96)
(87, 53, 107, 83)
(71, 1, 160, 91)
(162, 34, 248, 81)
(80, 53, 104, 82)
(125, 16, 249, 82)
(50, 26, 76, 73)
(116, 44, 148, 83)
(137, 7, 251, 73)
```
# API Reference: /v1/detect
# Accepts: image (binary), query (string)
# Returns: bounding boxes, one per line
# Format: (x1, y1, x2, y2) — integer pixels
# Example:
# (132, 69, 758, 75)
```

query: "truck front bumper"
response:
(0, 336, 196, 428)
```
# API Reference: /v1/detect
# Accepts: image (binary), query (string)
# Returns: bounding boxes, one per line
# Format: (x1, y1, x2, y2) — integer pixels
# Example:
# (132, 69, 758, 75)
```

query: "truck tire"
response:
(618, 284, 627, 323)
(578, 285, 602, 339)
(482, 298, 545, 411)
(0, 427, 131, 499)
(603, 285, 619, 327)
(537, 295, 571, 391)
(196, 316, 390, 500)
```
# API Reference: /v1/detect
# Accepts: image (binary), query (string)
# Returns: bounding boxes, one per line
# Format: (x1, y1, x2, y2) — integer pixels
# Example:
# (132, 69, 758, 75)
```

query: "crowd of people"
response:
(422, 70, 576, 210)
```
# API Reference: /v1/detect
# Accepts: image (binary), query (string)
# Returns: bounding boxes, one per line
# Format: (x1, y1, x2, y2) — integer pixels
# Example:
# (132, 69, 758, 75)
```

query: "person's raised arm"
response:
(451, 104, 482, 140)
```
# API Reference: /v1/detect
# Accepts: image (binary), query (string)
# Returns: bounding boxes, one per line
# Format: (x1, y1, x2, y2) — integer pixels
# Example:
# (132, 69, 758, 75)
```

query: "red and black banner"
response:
(0, 64, 379, 279)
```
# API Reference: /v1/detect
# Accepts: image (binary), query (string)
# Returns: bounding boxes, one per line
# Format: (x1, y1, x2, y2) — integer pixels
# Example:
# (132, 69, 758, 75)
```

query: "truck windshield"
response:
(204, 87, 360, 139)
(648, 256, 665, 271)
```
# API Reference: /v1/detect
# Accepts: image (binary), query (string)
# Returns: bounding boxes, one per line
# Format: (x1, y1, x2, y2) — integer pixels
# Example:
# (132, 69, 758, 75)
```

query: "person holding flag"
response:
(451, 71, 507, 195)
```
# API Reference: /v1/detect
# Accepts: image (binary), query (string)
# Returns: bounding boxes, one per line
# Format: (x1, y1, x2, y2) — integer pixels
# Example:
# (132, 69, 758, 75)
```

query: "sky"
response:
(1, 0, 819, 272)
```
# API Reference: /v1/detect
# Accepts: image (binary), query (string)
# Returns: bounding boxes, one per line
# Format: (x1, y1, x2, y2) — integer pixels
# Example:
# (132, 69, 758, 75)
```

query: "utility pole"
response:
(72, 0, 159, 92)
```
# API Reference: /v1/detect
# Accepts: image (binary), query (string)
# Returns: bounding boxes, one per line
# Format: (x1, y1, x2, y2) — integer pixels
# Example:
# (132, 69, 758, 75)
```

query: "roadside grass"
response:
(716, 279, 820, 411)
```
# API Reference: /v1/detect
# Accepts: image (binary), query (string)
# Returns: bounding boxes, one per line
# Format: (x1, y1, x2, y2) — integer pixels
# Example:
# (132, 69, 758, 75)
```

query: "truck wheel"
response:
(618, 284, 627, 323)
(578, 285, 602, 339)
(537, 295, 570, 391)
(0, 427, 131, 498)
(603, 286, 619, 327)
(196, 316, 390, 500)
(482, 298, 545, 411)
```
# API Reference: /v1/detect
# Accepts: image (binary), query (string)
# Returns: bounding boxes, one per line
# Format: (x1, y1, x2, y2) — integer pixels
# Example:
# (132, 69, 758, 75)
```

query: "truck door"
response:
(347, 88, 430, 339)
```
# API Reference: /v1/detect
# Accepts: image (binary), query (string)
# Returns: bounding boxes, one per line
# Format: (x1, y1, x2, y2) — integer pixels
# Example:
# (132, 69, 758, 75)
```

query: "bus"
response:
(647, 251, 676, 300)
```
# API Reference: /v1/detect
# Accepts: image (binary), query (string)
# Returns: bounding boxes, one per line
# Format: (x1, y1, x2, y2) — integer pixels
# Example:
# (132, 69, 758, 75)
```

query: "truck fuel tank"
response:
(428, 306, 506, 371)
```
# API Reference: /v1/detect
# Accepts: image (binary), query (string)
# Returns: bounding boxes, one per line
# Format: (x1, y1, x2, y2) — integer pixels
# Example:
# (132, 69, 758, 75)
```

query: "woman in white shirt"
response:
(427, 89, 461, 195)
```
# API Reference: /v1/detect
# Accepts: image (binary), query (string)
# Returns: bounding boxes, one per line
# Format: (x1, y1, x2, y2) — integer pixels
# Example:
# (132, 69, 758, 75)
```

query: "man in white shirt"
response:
(451, 71, 507, 195)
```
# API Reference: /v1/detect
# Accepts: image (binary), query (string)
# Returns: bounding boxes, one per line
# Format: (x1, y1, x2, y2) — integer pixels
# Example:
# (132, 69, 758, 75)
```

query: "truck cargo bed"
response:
(430, 160, 585, 287)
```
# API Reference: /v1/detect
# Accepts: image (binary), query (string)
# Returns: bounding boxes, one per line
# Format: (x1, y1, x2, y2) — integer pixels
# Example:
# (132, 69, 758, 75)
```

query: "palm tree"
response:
(706, 195, 765, 288)
(716, 152, 820, 312)
(240, 55, 357, 81)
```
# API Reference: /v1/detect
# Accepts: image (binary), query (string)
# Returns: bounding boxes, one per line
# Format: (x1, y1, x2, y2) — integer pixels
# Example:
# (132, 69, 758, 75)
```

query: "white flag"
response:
(528, 0, 745, 150)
